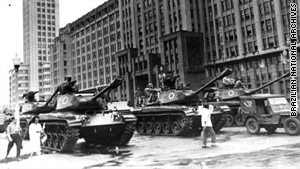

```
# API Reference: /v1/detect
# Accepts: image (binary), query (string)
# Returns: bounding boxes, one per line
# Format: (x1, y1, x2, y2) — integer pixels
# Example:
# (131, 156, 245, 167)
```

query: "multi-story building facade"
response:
(9, 64, 30, 110)
(53, 0, 207, 102)
(50, 25, 72, 92)
(23, 0, 59, 101)
(116, 0, 206, 101)
(51, 0, 299, 103)
(202, 0, 300, 97)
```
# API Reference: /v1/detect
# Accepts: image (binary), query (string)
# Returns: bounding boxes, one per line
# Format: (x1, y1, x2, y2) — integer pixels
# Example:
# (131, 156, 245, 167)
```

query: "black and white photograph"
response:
(0, 0, 299, 168)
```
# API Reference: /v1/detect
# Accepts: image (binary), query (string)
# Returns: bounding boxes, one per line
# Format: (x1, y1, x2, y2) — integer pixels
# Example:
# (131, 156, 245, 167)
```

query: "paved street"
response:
(0, 127, 300, 169)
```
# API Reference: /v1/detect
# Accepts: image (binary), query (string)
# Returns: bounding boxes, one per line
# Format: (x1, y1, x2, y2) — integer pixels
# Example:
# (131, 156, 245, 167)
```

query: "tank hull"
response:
(37, 110, 136, 152)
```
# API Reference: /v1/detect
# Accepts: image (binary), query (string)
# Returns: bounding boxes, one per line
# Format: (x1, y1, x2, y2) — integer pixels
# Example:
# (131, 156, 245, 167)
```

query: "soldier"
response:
(145, 83, 160, 103)
(134, 88, 142, 107)
(234, 78, 246, 89)
(57, 76, 78, 94)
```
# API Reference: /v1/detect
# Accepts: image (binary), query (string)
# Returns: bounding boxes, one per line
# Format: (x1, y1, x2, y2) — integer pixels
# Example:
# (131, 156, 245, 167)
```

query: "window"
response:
(264, 2, 270, 13)
(266, 19, 272, 31)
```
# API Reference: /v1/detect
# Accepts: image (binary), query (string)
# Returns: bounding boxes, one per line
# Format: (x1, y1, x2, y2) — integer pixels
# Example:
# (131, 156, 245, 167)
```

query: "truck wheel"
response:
(224, 114, 234, 127)
(264, 125, 277, 134)
(284, 117, 300, 135)
(235, 114, 244, 126)
(246, 118, 260, 134)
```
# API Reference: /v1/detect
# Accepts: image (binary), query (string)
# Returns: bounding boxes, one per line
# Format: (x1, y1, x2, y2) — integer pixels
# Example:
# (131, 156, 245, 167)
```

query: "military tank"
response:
(22, 78, 136, 153)
(2, 93, 40, 139)
(0, 110, 13, 133)
(204, 72, 291, 126)
(132, 68, 233, 136)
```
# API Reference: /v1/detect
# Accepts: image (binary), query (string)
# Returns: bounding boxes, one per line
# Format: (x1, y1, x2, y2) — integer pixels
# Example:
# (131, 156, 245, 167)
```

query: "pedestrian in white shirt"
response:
(197, 103, 216, 148)
(29, 116, 43, 157)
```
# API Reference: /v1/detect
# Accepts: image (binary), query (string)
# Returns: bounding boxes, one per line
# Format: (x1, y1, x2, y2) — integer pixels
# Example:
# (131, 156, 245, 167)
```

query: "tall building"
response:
(52, 0, 207, 102)
(202, 0, 300, 97)
(23, 0, 60, 101)
(51, 0, 299, 103)
(9, 64, 30, 110)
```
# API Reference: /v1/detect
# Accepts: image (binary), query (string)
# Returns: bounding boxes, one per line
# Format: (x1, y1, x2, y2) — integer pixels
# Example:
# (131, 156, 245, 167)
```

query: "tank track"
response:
(42, 122, 80, 153)
(135, 112, 193, 136)
(115, 121, 135, 146)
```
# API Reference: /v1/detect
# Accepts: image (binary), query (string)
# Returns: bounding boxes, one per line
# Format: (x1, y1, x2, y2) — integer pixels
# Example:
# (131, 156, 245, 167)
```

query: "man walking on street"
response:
(198, 103, 216, 148)
(5, 117, 23, 162)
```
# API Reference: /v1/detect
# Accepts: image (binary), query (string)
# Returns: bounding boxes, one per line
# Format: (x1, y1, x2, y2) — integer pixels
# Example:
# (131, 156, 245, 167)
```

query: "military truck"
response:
(239, 94, 300, 135)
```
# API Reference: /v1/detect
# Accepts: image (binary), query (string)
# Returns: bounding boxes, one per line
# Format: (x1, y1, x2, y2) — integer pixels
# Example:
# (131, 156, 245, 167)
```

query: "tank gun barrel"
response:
(222, 72, 290, 101)
(246, 72, 290, 95)
(193, 68, 233, 95)
(91, 77, 123, 101)
(44, 88, 59, 106)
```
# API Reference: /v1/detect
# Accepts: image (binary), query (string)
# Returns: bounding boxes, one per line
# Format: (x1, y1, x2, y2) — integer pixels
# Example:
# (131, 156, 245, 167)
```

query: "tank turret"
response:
(145, 68, 233, 106)
(20, 77, 136, 153)
(205, 72, 290, 102)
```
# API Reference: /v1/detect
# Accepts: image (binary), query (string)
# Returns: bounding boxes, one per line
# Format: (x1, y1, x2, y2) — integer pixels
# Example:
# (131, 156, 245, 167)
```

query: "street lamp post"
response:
(13, 54, 21, 128)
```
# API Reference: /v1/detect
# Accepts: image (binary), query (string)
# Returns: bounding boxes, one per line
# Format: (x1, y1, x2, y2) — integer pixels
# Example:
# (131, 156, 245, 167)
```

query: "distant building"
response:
(23, 0, 60, 101)
(202, 0, 300, 98)
(9, 64, 30, 110)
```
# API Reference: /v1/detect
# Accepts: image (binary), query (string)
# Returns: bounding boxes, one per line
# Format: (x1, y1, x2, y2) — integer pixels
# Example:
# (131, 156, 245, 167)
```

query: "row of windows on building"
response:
(37, 2, 55, 8)
(73, 22, 121, 40)
(76, 73, 118, 89)
(37, 25, 56, 31)
(37, 8, 55, 13)
(71, 10, 120, 32)
(73, 33, 121, 48)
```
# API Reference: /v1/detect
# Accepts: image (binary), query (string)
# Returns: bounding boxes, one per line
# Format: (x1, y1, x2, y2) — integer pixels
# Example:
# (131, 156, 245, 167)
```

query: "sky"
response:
(0, 0, 106, 109)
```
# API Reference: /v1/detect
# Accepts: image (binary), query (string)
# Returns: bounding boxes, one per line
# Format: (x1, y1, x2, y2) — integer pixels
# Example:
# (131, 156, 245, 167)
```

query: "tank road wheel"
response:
(154, 122, 162, 134)
(146, 122, 153, 134)
(284, 117, 300, 135)
(46, 133, 53, 147)
(137, 122, 145, 134)
(52, 133, 60, 149)
(264, 125, 277, 134)
(178, 117, 185, 127)
(246, 118, 260, 134)
(224, 114, 234, 127)
(171, 121, 181, 135)
(162, 122, 171, 135)
(235, 114, 244, 126)
(58, 132, 67, 149)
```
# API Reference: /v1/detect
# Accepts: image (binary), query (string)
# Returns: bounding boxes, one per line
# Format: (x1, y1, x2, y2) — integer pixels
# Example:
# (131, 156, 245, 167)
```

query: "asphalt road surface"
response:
(0, 127, 300, 169)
